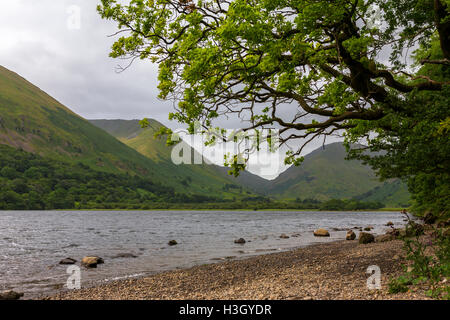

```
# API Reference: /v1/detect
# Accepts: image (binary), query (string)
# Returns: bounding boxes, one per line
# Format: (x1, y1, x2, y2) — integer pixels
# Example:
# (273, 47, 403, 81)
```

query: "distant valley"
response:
(0, 65, 410, 209)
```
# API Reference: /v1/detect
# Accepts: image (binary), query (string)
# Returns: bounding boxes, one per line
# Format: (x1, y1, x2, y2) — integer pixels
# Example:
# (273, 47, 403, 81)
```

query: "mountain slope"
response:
(0, 66, 162, 176)
(216, 166, 272, 194)
(91, 119, 410, 206)
(256, 142, 409, 205)
(89, 119, 258, 198)
(355, 180, 411, 208)
(90, 119, 178, 162)
(0, 65, 408, 205)
(268, 143, 379, 200)
(0, 66, 245, 197)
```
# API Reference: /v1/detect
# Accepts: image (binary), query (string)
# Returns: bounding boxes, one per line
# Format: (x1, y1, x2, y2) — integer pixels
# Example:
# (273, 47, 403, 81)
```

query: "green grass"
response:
(355, 180, 411, 207)
(89, 119, 257, 198)
(257, 143, 411, 207)
(0, 66, 159, 175)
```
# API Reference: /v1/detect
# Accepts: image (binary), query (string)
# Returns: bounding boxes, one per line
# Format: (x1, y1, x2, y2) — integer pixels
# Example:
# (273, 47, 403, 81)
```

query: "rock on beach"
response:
(358, 232, 375, 244)
(313, 229, 330, 237)
(346, 230, 356, 240)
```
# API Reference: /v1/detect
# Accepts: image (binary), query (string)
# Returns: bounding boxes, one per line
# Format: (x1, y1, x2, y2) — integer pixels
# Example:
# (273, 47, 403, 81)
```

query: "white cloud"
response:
(0, 0, 172, 122)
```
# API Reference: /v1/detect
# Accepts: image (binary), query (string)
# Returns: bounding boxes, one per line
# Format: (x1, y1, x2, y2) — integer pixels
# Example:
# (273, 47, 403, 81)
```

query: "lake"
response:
(0, 210, 407, 298)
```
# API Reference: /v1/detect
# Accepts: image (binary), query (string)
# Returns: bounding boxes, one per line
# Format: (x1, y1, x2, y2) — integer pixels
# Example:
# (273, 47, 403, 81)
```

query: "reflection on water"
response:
(0, 210, 406, 298)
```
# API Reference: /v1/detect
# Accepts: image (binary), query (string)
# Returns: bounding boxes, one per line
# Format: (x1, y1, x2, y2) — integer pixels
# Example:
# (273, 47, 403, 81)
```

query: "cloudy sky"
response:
(0, 0, 342, 179)
(0, 0, 173, 121)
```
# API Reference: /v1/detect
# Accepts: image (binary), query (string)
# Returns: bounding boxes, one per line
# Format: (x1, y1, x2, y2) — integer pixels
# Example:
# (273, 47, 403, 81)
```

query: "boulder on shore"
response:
(376, 234, 395, 243)
(81, 256, 104, 268)
(168, 240, 178, 246)
(363, 226, 374, 231)
(387, 228, 400, 237)
(346, 230, 356, 240)
(399, 228, 407, 237)
(59, 258, 77, 265)
(313, 229, 330, 237)
(423, 211, 437, 225)
(0, 290, 24, 300)
(234, 238, 246, 244)
(405, 221, 424, 237)
(359, 232, 375, 244)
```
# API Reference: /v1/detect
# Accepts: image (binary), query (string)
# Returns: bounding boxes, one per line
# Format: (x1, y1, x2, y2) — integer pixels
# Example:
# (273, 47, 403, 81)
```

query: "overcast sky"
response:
(0, 0, 342, 179)
(0, 0, 174, 121)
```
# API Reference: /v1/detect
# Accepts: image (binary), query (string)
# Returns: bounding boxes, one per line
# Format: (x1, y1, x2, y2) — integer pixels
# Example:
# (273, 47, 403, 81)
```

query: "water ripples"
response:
(0, 210, 406, 298)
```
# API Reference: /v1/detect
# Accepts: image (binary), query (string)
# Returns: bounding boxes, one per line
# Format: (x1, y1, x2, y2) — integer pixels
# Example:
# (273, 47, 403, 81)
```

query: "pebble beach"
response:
(47, 237, 433, 300)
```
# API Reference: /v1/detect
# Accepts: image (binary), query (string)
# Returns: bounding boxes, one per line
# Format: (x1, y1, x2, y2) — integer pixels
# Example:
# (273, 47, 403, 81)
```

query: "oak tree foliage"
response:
(98, 0, 450, 215)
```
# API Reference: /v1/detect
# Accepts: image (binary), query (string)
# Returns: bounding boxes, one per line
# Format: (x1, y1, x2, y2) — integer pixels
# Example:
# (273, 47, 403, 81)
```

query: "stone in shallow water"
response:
(313, 229, 330, 237)
(111, 253, 138, 259)
(0, 290, 23, 300)
(59, 258, 77, 265)
(81, 256, 104, 268)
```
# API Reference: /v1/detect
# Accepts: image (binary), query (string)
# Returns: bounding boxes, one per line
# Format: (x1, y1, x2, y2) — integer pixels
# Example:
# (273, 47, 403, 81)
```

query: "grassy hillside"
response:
(216, 166, 272, 194)
(355, 180, 411, 208)
(89, 119, 257, 198)
(0, 66, 161, 176)
(244, 142, 410, 206)
(0, 66, 247, 198)
(91, 119, 410, 207)
(0, 65, 408, 206)
(0, 144, 168, 209)
(91, 119, 177, 162)
(268, 143, 380, 200)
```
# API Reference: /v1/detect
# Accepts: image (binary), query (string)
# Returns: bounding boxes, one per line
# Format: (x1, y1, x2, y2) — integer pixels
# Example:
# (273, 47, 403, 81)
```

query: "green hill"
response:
(90, 119, 410, 207)
(0, 66, 160, 176)
(231, 142, 410, 206)
(0, 144, 179, 210)
(89, 119, 258, 198)
(0, 65, 409, 207)
(0, 66, 249, 198)
(268, 142, 381, 200)
(354, 180, 411, 208)
(90, 119, 178, 162)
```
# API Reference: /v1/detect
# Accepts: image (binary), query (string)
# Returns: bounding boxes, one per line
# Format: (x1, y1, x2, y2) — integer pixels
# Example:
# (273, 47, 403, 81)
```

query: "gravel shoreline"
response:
(46, 238, 432, 300)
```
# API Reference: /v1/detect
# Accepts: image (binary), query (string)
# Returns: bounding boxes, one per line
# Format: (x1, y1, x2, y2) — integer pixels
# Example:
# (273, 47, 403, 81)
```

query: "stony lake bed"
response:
(0, 210, 410, 299)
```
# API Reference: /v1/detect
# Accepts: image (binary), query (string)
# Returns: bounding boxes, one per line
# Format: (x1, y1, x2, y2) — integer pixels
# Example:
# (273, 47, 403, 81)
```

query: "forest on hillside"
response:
(0, 144, 384, 210)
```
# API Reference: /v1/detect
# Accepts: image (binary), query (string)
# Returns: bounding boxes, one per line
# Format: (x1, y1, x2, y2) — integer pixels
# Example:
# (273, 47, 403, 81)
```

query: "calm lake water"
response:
(0, 210, 407, 298)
